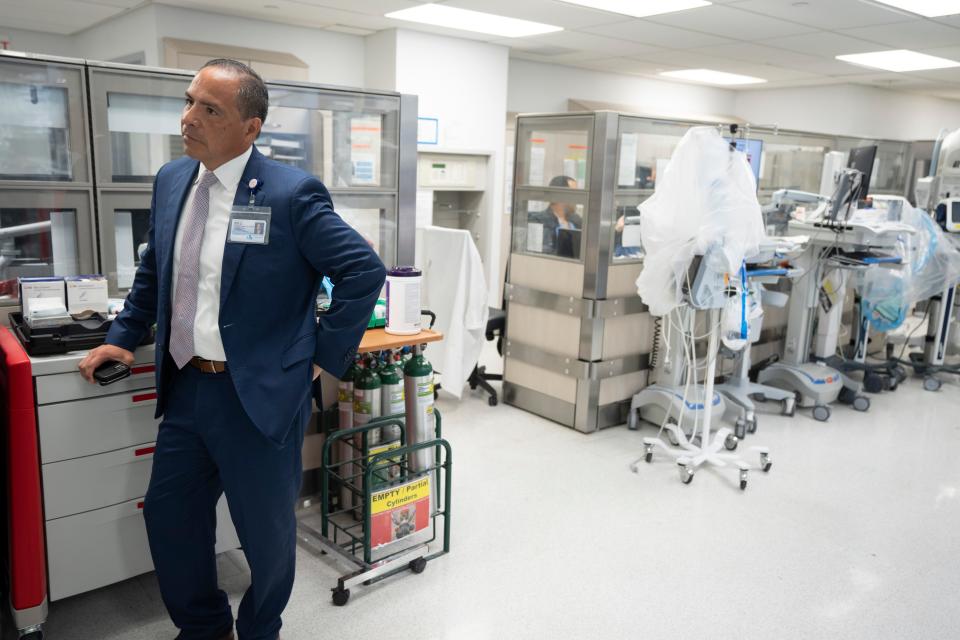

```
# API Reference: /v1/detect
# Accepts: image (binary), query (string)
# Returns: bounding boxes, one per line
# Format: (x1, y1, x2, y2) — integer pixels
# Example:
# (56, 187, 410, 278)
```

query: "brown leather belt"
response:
(189, 356, 228, 374)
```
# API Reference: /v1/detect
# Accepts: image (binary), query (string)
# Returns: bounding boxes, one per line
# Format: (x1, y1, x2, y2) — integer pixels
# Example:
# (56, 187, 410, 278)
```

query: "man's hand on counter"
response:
(78, 344, 136, 384)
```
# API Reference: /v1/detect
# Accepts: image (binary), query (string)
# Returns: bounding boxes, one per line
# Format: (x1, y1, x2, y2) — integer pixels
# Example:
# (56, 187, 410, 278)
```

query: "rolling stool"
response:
(468, 307, 505, 406)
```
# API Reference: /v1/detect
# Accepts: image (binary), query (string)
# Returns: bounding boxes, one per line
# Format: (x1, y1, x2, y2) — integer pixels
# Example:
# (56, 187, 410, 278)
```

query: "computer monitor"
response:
(847, 145, 877, 201)
(725, 138, 763, 187)
(556, 228, 581, 259)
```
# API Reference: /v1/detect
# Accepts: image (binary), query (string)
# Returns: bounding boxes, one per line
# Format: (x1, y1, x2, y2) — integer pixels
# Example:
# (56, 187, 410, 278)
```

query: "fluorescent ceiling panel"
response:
(384, 3, 563, 37)
(870, 0, 960, 17)
(559, 0, 711, 18)
(836, 49, 960, 72)
(659, 68, 766, 85)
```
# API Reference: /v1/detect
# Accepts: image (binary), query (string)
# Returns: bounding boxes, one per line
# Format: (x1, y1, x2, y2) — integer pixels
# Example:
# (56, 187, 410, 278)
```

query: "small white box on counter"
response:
(65, 276, 109, 314)
(19, 277, 66, 317)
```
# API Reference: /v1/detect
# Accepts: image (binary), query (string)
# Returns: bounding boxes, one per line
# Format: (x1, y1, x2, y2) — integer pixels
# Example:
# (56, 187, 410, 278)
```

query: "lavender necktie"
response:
(169, 170, 219, 369)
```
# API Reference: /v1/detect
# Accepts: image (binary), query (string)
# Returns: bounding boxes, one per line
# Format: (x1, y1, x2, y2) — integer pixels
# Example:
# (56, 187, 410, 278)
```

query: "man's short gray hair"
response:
(200, 58, 269, 123)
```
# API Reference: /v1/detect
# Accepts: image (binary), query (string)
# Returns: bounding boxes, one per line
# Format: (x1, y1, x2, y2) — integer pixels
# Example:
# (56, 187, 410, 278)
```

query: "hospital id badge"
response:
(228, 206, 271, 245)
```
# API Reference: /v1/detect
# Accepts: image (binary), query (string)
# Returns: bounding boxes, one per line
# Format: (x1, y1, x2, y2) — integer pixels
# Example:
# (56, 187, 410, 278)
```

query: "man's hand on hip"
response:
(78, 344, 136, 384)
(313, 364, 321, 381)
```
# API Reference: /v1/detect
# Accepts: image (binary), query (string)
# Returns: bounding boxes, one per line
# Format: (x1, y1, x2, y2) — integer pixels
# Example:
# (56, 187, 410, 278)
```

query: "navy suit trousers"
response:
(144, 365, 304, 640)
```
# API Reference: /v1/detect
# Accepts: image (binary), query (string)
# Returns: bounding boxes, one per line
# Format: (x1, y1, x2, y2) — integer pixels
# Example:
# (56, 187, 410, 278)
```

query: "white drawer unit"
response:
(35, 363, 156, 405)
(41, 442, 156, 520)
(38, 388, 159, 463)
(46, 495, 239, 601)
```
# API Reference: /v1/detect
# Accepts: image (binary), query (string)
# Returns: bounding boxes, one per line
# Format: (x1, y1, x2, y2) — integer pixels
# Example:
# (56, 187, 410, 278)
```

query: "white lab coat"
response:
(419, 226, 488, 399)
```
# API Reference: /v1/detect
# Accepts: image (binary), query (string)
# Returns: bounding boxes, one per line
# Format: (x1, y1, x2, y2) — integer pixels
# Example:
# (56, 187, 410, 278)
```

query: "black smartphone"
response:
(93, 360, 131, 386)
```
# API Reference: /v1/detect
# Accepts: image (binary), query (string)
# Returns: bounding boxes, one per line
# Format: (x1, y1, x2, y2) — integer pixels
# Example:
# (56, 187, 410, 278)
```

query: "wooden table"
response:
(357, 328, 443, 353)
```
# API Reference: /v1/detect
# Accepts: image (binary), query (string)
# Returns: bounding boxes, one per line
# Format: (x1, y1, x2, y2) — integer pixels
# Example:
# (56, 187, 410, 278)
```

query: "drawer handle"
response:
(132, 365, 156, 375)
(132, 392, 158, 403)
(134, 446, 156, 457)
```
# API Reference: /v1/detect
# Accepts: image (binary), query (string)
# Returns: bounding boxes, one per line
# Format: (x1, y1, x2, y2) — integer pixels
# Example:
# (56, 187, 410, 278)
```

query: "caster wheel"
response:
(759, 452, 771, 472)
(863, 373, 884, 394)
(894, 366, 908, 384)
(747, 417, 758, 434)
(739, 468, 749, 491)
(782, 397, 795, 417)
(678, 463, 694, 484)
(724, 433, 739, 451)
(740, 479, 748, 491)
(812, 405, 831, 422)
(923, 376, 942, 392)
(469, 382, 477, 390)
(762, 462, 773, 472)
(734, 418, 746, 440)
(332, 588, 350, 606)
(409, 557, 427, 574)
(644, 452, 653, 463)
(488, 396, 498, 407)
(853, 395, 870, 412)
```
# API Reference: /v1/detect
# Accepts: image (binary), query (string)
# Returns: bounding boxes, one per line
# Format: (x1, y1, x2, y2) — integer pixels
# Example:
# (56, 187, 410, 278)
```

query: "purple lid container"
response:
(387, 266, 421, 277)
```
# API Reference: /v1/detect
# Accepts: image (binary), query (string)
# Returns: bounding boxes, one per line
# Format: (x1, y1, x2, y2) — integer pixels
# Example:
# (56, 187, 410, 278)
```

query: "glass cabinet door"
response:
(0, 56, 90, 183)
(261, 84, 400, 189)
(515, 115, 593, 190)
(329, 193, 397, 268)
(89, 67, 191, 185)
(0, 190, 95, 305)
(96, 191, 152, 295)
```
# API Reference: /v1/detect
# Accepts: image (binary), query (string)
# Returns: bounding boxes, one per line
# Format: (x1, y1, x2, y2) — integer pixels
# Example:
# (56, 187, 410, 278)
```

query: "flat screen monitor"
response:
(556, 228, 581, 260)
(726, 138, 763, 187)
(847, 145, 877, 201)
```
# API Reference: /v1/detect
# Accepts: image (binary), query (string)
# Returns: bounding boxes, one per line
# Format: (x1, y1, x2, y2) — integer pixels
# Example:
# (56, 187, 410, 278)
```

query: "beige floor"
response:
(14, 343, 960, 640)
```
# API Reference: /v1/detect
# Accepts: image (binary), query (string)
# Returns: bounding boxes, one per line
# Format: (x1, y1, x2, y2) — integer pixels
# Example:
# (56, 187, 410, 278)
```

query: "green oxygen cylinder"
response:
(403, 344, 435, 473)
(379, 351, 404, 442)
(338, 356, 361, 514)
(353, 357, 382, 445)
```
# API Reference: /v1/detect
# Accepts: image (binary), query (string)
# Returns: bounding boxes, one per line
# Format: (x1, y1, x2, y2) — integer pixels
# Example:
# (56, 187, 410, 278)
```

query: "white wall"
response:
(508, 59, 737, 121)
(151, 4, 364, 88)
(736, 84, 960, 141)
(393, 29, 510, 306)
(364, 29, 396, 93)
(73, 4, 159, 66)
(0, 27, 74, 58)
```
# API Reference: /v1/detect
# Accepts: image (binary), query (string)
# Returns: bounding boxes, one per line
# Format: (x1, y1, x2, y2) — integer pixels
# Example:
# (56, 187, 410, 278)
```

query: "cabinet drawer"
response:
(38, 389, 159, 463)
(42, 442, 156, 520)
(36, 363, 156, 405)
(47, 496, 241, 601)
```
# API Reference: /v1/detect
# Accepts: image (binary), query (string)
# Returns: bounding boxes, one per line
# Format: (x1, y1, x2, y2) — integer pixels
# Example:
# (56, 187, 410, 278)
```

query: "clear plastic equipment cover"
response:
(635, 126, 766, 316)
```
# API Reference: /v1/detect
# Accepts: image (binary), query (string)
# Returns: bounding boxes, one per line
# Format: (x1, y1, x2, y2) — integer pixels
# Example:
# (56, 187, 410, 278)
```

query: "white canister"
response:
(385, 266, 422, 335)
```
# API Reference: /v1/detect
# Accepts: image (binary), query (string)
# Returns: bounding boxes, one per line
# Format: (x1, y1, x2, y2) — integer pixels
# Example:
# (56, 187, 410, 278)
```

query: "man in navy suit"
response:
(79, 59, 385, 640)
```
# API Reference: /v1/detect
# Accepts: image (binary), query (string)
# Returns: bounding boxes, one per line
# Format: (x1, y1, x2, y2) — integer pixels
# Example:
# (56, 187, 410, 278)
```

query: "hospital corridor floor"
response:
(8, 343, 960, 640)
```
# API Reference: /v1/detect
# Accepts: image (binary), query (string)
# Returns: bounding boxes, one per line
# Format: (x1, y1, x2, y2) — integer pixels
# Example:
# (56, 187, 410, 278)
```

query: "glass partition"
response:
(0, 190, 95, 304)
(0, 57, 90, 183)
(329, 193, 398, 268)
(516, 116, 592, 189)
(89, 67, 191, 184)
(261, 85, 400, 189)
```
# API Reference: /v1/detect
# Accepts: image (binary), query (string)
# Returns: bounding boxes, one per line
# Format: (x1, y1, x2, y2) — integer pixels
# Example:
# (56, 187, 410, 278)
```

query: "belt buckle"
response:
(206, 359, 217, 374)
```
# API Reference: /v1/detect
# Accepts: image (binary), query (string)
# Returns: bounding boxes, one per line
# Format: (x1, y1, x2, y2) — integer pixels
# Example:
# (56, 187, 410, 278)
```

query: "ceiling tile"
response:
(728, 0, 918, 30)
(838, 20, 960, 50)
(288, 0, 421, 14)
(909, 67, 960, 85)
(494, 30, 662, 58)
(582, 19, 737, 48)
(569, 56, 682, 76)
(760, 31, 893, 56)
(688, 42, 879, 75)
(848, 71, 941, 89)
(441, 0, 623, 30)
(644, 4, 817, 40)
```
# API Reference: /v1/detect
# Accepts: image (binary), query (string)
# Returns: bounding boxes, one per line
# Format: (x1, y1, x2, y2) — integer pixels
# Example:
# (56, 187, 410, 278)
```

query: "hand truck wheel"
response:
(410, 557, 428, 574)
(332, 587, 350, 606)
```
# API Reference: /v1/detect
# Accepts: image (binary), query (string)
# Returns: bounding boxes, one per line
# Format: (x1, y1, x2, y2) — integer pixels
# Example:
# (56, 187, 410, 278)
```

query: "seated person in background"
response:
(528, 175, 583, 255)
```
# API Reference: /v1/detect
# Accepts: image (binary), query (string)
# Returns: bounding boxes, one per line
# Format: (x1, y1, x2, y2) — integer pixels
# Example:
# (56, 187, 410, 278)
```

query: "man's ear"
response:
(246, 117, 263, 141)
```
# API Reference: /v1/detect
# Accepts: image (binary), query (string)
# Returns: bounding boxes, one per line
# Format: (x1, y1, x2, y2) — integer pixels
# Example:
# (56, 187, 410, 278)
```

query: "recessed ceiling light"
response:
(836, 49, 960, 72)
(869, 0, 960, 17)
(659, 69, 766, 85)
(384, 3, 563, 38)
(559, 0, 711, 18)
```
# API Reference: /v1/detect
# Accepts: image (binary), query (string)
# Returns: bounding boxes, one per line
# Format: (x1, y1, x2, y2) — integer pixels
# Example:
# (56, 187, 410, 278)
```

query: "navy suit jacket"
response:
(105, 146, 386, 445)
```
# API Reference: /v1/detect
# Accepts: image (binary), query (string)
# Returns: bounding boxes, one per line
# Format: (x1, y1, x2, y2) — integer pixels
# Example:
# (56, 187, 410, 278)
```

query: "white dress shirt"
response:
(172, 146, 252, 361)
